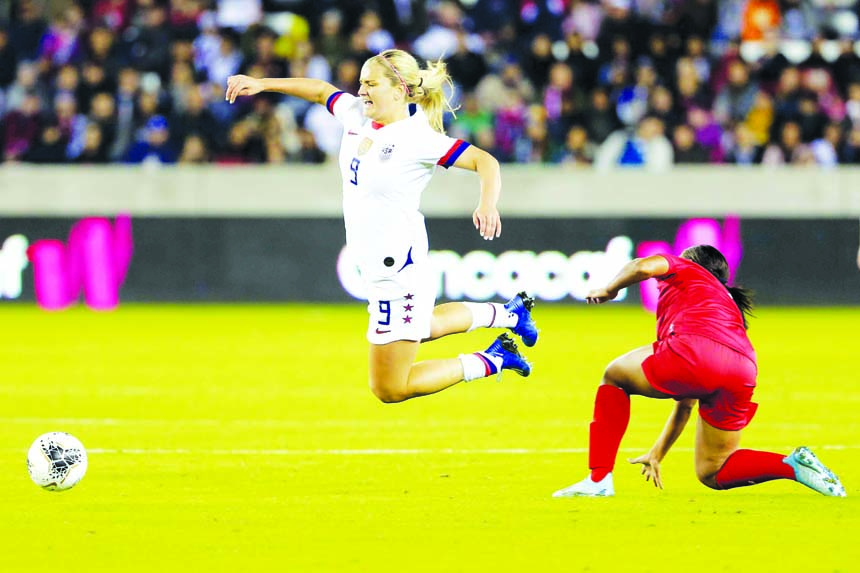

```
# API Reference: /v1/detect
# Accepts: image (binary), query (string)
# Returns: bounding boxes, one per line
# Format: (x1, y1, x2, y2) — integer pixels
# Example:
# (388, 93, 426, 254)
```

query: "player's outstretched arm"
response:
(225, 76, 339, 106)
(451, 145, 501, 241)
(586, 255, 671, 303)
(627, 398, 696, 489)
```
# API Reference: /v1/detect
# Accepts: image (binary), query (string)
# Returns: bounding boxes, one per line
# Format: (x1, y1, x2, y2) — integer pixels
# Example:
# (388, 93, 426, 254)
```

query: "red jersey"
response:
(653, 254, 755, 360)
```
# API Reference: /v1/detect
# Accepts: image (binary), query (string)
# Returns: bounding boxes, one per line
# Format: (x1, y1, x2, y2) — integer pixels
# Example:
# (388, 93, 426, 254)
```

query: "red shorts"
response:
(642, 333, 758, 431)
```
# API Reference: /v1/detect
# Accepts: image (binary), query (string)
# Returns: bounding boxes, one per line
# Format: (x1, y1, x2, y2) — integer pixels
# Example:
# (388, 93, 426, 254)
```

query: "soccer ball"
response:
(27, 432, 88, 491)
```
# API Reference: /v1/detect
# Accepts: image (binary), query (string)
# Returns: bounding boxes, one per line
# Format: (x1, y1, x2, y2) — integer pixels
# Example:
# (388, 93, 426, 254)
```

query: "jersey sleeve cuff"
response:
(437, 140, 471, 168)
(325, 91, 345, 115)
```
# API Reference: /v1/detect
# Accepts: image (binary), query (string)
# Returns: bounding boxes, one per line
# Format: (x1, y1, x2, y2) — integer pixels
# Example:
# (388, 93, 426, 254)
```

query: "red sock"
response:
(714, 449, 796, 489)
(589, 385, 630, 482)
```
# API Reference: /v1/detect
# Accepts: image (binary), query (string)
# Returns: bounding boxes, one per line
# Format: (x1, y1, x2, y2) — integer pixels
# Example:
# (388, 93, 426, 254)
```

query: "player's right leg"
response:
(428, 292, 538, 346)
(554, 345, 672, 498)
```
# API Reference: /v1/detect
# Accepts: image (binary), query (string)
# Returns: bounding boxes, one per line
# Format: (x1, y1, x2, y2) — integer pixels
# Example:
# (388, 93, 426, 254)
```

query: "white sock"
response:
(459, 352, 502, 381)
(462, 302, 517, 331)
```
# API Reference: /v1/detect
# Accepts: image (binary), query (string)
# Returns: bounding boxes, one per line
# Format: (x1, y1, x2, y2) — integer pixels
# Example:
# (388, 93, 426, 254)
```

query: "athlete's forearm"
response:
(474, 150, 501, 209)
(651, 398, 695, 460)
(604, 256, 670, 294)
(260, 78, 338, 106)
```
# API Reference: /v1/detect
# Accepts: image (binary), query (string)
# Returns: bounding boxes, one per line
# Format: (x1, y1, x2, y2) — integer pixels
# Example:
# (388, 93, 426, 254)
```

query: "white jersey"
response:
(326, 91, 470, 286)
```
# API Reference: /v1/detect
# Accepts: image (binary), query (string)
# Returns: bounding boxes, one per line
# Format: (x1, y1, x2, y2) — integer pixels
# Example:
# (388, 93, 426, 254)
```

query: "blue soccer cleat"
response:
(484, 333, 531, 378)
(504, 291, 538, 347)
(783, 446, 846, 497)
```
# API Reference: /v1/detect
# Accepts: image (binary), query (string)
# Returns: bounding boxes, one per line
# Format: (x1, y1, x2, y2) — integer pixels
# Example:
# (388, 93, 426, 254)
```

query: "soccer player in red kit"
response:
(553, 245, 846, 497)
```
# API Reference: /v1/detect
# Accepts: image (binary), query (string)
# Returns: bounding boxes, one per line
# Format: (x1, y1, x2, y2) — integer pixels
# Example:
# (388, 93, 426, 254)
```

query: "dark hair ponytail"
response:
(726, 285, 755, 329)
(680, 245, 755, 329)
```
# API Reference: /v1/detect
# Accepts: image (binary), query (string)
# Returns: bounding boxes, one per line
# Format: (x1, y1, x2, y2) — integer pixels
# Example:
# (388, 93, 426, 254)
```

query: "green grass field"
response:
(0, 304, 857, 572)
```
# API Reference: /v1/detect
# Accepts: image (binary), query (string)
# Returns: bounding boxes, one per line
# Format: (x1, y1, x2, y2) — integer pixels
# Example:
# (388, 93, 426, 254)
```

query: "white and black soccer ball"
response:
(27, 432, 88, 491)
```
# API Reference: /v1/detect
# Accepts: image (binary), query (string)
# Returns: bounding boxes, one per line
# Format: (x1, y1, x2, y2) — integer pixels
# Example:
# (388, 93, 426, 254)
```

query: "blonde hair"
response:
(369, 49, 457, 133)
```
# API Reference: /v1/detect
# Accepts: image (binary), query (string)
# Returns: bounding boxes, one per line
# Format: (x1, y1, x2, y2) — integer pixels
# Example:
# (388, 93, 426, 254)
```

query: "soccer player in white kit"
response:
(226, 49, 538, 403)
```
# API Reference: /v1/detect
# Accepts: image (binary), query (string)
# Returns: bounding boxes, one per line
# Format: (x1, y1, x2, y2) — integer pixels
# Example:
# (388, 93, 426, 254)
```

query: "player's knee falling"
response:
(369, 377, 410, 403)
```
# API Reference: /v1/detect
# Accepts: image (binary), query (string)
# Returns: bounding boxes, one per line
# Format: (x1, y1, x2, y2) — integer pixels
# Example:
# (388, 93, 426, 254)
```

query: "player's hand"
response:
(226, 75, 264, 104)
(628, 451, 663, 489)
(586, 287, 618, 304)
(473, 205, 501, 240)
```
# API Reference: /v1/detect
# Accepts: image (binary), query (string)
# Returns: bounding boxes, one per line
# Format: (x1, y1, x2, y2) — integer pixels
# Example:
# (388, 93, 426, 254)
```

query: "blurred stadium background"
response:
(1, 0, 860, 572)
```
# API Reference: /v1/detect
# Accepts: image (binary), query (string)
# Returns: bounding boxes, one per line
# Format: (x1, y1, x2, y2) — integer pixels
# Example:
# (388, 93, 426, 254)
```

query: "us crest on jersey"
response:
(379, 144, 395, 160)
(358, 138, 373, 156)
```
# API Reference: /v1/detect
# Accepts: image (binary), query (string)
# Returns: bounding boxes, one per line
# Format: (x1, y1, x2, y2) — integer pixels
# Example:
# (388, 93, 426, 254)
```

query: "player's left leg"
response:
(427, 292, 538, 347)
(368, 334, 531, 404)
(697, 418, 846, 496)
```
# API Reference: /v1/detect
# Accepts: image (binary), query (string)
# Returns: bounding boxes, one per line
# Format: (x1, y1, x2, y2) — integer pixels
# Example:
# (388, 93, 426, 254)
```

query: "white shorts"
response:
(365, 263, 437, 345)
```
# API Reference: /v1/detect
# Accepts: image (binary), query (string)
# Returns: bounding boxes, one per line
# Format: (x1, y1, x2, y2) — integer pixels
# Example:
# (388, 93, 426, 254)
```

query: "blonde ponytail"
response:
(370, 49, 457, 133)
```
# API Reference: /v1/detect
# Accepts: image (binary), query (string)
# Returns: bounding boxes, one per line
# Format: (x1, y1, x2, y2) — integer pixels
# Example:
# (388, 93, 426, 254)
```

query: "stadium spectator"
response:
(563, 0, 604, 42)
(583, 86, 621, 144)
(75, 122, 110, 164)
(795, 92, 829, 143)
(91, 0, 133, 32)
(53, 91, 87, 159)
(2, 91, 42, 161)
(4, 60, 44, 113)
(294, 127, 326, 164)
(762, 121, 812, 165)
(38, 3, 86, 69)
(810, 122, 843, 167)
(448, 92, 495, 151)
(85, 26, 121, 81)
(595, 115, 673, 171)
(713, 60, 758, 125)
(475, 59, 536, 115)
(647, 86, 681, 133)
(672, 124, 710, 164)
(523, 34, 555, 92)
(839, 126, 860, 164)
(125, 114, 177, 164)
(9, 0, 48, 62)
(565, 32, 599, 90)
(543, 61, 587, 146)
(23, 121, 67, 163)
(552, 246, 846, 498)
(741, 0, 781, 41)
(744, 91, 774, 146)
(178, 133, 210, 164)
(556, 124, 595, 165)
(832, 40, 860, 97)
(446, 31, 488, 93)
(0, 25, 17, 94)
(314, 9, 349, 70)
(844, 82, 860, 128)
(170, 85, 220, 154)
(88, 91, 118, 155)
(724, 123, 764, 165)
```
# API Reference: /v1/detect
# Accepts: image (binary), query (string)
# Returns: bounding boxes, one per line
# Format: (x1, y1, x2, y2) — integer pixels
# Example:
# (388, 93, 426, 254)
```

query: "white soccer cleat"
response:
(552, 473, 615, 498)
(783, 447, 846, 497)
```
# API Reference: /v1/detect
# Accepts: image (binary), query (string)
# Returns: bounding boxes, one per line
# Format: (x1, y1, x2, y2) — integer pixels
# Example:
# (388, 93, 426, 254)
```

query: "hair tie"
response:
(417, 77, 423, 87)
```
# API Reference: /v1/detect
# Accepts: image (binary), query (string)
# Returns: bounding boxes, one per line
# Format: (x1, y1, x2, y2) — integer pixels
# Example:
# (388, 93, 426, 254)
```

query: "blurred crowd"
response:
(3, 0, 860, 168)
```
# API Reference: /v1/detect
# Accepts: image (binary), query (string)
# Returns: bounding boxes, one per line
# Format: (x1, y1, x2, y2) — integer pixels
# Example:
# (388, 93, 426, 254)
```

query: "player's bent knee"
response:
(369, 377, 409, 404)
(695, 463, 721, 490)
